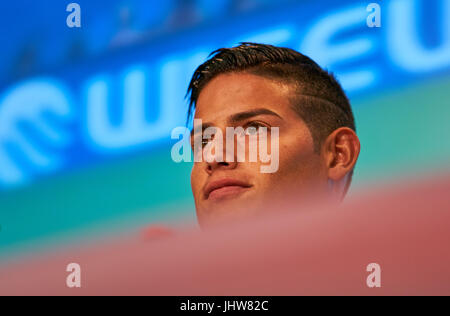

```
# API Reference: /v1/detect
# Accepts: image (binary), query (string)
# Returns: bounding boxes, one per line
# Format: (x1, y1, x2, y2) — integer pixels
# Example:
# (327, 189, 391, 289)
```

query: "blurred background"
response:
(0, 0, 449, 259)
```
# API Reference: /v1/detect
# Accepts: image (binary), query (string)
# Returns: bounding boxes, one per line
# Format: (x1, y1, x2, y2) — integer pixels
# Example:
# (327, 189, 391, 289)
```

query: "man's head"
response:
(187, 43, 360, 227)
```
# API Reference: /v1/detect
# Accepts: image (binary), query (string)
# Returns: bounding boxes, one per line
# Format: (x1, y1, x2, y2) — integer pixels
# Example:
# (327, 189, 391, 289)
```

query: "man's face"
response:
(191, 72, 329, 227)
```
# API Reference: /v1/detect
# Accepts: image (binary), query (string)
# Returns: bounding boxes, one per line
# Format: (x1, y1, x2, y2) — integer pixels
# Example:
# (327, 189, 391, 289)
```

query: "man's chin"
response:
(197, 193, 262, 228)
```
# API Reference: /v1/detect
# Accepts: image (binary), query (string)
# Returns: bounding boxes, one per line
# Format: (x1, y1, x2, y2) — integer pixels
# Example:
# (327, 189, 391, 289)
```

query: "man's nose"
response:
(206, 159, 237, 174)
(204, 133, 237, 174)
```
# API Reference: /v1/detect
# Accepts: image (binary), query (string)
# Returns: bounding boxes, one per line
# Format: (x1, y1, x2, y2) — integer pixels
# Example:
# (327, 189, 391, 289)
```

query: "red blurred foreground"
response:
(1, 175, 450, 295)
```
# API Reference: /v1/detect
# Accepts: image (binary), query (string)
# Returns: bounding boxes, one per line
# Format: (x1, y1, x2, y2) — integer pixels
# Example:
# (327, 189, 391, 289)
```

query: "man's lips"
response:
(204, 179, 252, 201)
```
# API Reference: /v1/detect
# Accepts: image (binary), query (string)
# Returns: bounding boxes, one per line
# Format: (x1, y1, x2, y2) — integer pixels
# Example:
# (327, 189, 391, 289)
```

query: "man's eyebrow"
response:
(228, 108, 283, 123)
(189, 108, 282, 137)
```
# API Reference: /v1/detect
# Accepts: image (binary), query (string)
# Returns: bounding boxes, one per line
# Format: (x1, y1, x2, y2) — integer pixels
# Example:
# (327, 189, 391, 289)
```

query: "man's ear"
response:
(323, 127, 360, 194)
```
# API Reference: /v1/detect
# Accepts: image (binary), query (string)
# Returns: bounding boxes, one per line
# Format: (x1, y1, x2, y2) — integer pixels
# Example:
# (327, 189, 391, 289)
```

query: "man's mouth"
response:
(204, 179, 252, 201)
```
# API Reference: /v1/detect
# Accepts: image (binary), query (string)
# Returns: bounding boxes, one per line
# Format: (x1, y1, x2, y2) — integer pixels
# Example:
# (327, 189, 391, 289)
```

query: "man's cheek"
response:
(191, 168, 200, 193)
(192, 169, 207, 198)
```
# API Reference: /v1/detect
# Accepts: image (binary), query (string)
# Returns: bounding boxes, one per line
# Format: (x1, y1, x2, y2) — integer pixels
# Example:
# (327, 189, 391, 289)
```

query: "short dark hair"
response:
(186, 42, 356, 153)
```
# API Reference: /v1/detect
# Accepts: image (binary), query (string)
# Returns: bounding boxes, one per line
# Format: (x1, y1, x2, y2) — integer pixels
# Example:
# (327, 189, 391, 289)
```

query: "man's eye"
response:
(191, 137, 213, 151)
(202, 139, 211, 147)
(244, 122, 268, 136)
(245, 127, 258, 136)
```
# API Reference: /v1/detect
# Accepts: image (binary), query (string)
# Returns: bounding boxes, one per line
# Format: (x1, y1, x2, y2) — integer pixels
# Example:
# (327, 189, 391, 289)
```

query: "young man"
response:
(187, 43, 360, 227)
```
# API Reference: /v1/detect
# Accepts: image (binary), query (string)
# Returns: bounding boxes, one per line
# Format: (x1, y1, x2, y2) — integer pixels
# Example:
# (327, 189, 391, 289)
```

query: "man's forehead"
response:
(194, 101, 269, 123)
(194, 72, 292, 121)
